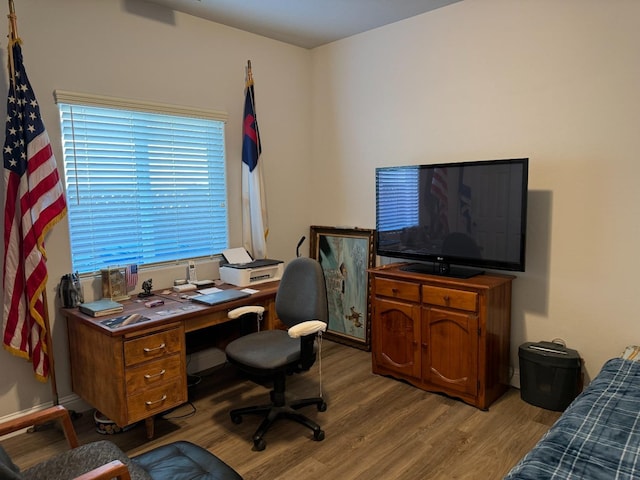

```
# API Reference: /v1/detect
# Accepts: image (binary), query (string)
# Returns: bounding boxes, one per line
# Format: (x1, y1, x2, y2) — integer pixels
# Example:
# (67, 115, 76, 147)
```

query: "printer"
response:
(219, 248, 284, 287)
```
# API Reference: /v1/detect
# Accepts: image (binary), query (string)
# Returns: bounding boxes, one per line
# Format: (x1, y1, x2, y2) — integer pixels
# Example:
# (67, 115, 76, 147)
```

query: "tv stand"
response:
(400, 262, 484, 279)
(369, 263, 515, 409)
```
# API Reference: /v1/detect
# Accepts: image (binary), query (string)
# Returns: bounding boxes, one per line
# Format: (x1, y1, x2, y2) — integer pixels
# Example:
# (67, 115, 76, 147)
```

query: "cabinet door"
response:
(373, 298, 421, 378)
(423, 307, 478, 397)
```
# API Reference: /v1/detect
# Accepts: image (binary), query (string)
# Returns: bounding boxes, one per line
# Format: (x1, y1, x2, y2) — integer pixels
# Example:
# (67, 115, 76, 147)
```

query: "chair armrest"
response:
(227, 305, 265, 319)
(74, 460, 132, 480)
(288, 320, 327, 338)
(0, 405, 79, 448)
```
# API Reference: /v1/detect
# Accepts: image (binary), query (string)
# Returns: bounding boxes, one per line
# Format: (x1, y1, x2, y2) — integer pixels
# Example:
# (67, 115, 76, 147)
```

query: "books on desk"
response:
(79, 299, 124, 317)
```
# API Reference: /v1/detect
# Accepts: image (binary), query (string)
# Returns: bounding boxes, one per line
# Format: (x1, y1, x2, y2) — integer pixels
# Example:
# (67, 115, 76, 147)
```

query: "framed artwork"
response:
(309, 226, 376, 351)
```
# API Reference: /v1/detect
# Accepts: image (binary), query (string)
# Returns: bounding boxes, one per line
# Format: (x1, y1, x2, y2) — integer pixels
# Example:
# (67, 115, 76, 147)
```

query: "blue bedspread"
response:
(505, 357, 640, 479)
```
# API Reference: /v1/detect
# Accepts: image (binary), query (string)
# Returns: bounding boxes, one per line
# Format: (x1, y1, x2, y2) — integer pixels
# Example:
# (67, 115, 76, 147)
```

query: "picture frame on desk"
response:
(309, 226, 375, 351)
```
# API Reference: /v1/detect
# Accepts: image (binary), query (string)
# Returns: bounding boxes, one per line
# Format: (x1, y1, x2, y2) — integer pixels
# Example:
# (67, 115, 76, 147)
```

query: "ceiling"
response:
(141, 0, 462, 49)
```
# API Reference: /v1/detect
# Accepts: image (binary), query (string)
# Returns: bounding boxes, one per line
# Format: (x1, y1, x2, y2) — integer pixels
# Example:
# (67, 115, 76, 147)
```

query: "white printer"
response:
(219, 248, 283, 287)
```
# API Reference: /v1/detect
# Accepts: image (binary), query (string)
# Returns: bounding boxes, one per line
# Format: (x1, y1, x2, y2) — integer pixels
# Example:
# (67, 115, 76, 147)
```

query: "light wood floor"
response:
(3, 341, 560, 479)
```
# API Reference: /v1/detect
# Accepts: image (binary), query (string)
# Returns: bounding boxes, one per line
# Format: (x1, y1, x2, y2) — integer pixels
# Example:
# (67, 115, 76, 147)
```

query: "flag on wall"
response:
(241, 61, 269, 259)
(3, 36, 67, 381)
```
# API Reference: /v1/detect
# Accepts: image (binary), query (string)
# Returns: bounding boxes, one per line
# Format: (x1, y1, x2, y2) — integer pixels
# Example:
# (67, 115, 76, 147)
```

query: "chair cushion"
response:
(226, 330, 299, 370)
(0, 445, 22, 480)
(22, 440, 151, 480)
(132, 441, 242, 480)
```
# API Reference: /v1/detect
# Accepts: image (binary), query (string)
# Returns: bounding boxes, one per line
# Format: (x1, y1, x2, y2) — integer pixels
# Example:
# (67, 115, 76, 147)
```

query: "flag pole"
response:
(41, 291, 59, 405)
(7, 0, 16, 36)
(247, 59, 253, 85)
(6, 0, 60, 406)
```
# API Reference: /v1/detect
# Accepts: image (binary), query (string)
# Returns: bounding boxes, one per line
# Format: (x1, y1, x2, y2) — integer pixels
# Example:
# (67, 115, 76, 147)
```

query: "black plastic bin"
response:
(519, 341, 582, 411)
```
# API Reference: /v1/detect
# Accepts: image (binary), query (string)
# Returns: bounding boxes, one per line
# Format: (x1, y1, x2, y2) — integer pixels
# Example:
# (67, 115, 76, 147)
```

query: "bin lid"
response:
(519, 341, 581, 367)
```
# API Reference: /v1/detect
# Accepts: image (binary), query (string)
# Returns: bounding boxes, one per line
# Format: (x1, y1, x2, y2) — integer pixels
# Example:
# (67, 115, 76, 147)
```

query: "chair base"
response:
(230, 396, 327, 451)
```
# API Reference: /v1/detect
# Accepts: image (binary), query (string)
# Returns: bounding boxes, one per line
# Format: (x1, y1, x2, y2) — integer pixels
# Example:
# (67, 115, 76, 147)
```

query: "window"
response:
(55, 91, 229, 274)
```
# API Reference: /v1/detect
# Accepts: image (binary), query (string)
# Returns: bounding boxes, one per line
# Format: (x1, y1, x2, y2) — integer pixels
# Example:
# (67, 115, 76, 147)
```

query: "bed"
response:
(505, 350, 640, 479)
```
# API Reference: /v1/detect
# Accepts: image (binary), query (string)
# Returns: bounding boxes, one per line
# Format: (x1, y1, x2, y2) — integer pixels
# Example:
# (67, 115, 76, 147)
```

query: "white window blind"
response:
(56, 91, 229, 274)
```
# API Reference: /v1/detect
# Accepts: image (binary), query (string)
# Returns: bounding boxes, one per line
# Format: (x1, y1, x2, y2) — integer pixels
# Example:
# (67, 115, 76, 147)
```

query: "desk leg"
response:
(145, 416, 155, 439)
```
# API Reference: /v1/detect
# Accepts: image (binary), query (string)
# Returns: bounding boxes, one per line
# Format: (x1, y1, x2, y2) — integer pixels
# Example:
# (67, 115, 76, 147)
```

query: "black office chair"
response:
(225, 257, 328, 451)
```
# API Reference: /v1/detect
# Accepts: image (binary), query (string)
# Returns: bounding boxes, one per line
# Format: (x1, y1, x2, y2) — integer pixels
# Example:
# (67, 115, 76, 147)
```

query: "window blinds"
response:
(56, 93, 229, 274)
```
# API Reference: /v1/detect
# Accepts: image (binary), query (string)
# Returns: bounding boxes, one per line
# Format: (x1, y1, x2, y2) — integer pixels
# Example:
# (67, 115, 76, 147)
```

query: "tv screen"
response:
(375, 158, 528, 278)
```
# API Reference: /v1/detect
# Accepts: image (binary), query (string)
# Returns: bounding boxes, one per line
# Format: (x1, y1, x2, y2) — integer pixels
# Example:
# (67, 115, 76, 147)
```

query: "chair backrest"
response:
(275, 257, 328, 328)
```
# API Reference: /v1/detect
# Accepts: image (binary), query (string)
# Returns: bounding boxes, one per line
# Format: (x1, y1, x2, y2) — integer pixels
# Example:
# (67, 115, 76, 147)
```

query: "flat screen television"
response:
(375, 158, 528, 278)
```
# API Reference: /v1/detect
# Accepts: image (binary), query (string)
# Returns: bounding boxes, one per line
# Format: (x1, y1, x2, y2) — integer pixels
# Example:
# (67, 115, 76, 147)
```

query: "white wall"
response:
(310, 0, 640, 382)
(0, 0, 312, 418)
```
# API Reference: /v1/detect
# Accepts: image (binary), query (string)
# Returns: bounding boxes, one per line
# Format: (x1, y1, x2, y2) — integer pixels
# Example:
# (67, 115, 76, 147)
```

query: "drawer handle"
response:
(443, 295, 450, 305)
(392, 288, 399, 296)
(144, 369, 166, 379)
(145, 394, 167, 406)
(143, 343, 166, 353)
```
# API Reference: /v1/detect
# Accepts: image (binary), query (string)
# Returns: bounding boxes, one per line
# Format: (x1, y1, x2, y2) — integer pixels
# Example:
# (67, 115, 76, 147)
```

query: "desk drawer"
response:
(126, 379, 186, 423)
(423, 285, 477, 312)
(375, 278, 420, 303)
(125, 354, 182, 394)
(124, 326, 183, 367)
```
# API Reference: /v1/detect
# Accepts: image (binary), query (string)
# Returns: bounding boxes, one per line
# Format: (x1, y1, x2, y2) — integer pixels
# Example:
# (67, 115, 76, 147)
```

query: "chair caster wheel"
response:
(231, 414, 242, 425)
(318, 401, 327, 412)
(253, 438, 266, 451)
(314, 429, 325, 442)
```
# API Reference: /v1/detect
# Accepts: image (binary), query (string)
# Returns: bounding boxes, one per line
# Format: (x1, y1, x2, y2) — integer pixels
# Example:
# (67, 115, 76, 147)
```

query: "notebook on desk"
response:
(190, 289, 251, 306)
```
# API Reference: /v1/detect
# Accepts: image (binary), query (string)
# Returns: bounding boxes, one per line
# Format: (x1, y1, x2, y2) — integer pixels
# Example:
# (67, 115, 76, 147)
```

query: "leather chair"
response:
(0, 405, 242, 480)
(225, 256, 329, 451)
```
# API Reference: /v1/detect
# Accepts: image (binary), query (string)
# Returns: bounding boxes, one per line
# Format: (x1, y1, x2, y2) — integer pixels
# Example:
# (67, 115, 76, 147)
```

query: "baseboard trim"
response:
(511, 368, 521, 389)
(0, 393, 90, 439)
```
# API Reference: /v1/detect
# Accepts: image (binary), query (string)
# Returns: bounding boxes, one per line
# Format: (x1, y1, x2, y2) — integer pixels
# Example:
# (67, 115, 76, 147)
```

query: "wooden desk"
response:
(62, 282, 280, 438)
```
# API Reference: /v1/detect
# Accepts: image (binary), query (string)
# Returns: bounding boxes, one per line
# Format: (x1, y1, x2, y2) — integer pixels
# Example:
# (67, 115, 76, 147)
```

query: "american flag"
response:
(125, 264, 138, 290)
(3, 39, 67, 381)
(241, 61, 269, 259)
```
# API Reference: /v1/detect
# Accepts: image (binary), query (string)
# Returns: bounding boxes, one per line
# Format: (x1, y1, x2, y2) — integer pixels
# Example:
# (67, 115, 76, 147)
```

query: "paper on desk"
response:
(242, 288, 259, 294)
(197, 287, 222, 295)
(222, 247, 253, 265)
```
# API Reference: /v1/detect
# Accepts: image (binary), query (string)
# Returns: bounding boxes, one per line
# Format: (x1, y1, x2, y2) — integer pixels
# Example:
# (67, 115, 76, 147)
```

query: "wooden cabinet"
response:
(67, 320, 188, 437)
(370, 264, 514, 409)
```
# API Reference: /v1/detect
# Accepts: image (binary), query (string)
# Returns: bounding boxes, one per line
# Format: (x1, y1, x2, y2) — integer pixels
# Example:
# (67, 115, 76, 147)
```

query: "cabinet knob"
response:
(392, 288, 399, 296)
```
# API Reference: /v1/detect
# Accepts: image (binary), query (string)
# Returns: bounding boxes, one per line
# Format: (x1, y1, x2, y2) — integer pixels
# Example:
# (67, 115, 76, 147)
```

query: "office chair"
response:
(225, 256, 328, 451)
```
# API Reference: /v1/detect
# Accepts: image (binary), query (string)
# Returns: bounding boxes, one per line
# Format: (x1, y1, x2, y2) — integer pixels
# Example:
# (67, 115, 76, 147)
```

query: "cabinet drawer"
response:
(124, 327, 183, 367)
(375, 278, 420, 303)
(423, 285, 477, 312)
(125, 354, 182, 394)
(126, 378, 186, 423)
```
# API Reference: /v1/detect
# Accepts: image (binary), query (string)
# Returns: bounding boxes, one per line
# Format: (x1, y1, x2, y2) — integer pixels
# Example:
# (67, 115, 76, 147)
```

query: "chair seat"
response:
(22, 440, 151, 480)
(226, 330, 299, 371)
(133, 441, 242, 480)
(19, 440, 242, 480)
